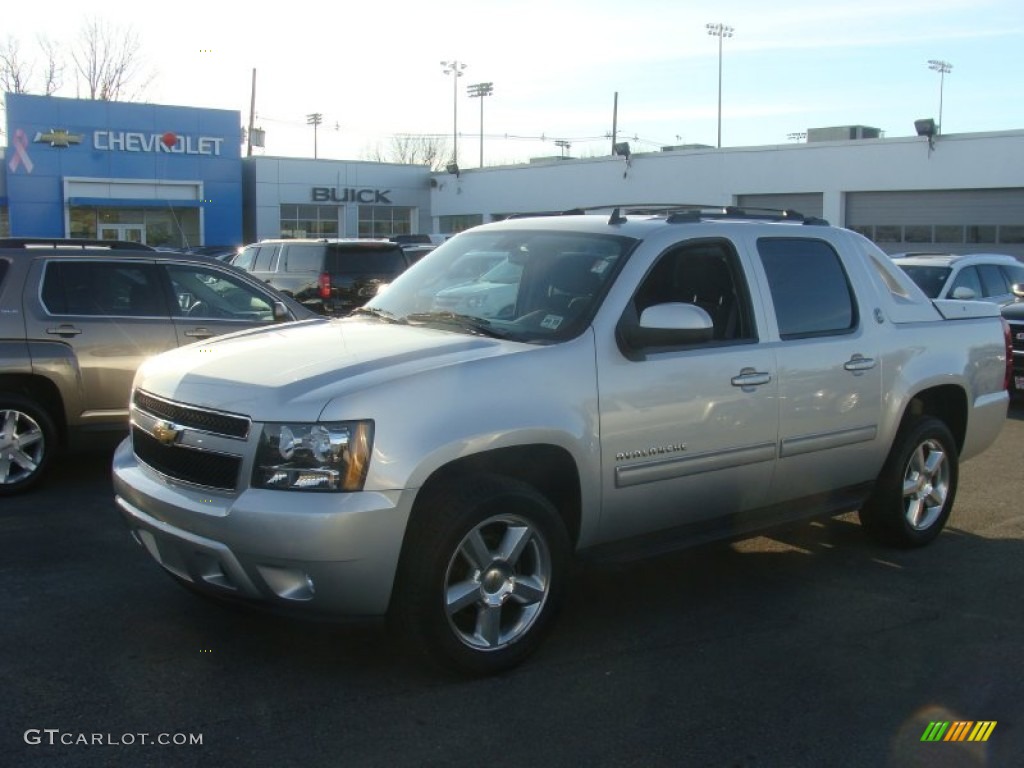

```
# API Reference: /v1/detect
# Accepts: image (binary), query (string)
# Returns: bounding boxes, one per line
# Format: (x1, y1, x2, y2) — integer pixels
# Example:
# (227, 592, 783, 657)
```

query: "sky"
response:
(5, 0, 1024, 167)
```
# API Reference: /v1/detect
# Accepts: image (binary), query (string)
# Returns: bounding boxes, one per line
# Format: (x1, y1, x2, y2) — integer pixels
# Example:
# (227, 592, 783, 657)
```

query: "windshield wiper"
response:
(404, 311, 508, 338)
(350, 306, 405, 323)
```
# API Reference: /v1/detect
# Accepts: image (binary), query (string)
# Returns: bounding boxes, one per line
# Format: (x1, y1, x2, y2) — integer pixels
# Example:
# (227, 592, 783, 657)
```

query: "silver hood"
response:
(134, 318, 521, 421)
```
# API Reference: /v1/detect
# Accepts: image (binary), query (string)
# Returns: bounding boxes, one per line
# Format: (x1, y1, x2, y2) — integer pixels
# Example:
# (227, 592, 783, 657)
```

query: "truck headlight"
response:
(253, 421, 374, 491)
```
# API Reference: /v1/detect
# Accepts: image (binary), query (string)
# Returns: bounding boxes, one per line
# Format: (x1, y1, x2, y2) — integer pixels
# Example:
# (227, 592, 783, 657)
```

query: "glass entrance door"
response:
(100, 224, 145, 243)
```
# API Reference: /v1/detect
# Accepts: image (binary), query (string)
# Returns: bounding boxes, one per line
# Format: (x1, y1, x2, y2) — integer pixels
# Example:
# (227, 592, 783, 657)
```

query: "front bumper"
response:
(113, 438, 413, 617)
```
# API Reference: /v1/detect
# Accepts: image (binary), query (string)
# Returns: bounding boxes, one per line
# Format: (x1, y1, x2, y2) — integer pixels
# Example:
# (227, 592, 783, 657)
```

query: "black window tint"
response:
(326, 246, 406, 275)
(0, 259, 8, 289)
(977, 264, 1009, 297)
(284, 245, 326, 273)
(758, 238, 856, 339)
(41, 261, 165, 317)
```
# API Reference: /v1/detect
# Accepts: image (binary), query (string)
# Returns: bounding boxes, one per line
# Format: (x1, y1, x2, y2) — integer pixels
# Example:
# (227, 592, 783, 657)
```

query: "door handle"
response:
(731, 368, 772, 388)
(184, 328, 213, 339)
(844, 354, 876, 373)
(46, 324, 82, 337)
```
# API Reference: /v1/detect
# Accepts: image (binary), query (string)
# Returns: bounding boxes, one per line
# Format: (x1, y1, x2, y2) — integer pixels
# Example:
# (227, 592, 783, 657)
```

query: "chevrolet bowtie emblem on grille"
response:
(34, 128, 84, 148)
(151, 420, 184, 446)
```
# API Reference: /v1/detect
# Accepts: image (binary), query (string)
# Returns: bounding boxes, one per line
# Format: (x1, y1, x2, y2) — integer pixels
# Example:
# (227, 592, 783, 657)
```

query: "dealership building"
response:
(4, 92, 1024, 257)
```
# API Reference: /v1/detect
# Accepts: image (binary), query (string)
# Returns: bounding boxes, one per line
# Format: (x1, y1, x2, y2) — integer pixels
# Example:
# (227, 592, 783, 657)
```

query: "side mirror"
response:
(273, 301, 291, 321)
(951, 286, 976, 300)
(617, 302, 714, 359)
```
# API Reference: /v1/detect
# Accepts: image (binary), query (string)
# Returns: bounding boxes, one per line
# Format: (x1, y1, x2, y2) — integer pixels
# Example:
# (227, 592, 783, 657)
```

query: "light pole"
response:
(440, 60, 467, 166)
(306, 112, 322, 158)
(706, 22, 734, 148)
(928, 59, 953, 134)
(467, 82, 493, 168)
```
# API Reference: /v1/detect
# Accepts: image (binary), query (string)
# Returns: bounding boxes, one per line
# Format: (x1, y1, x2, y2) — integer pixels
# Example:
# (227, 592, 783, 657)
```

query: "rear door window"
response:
(283, 244, 326, 273)
(326, 246, 406, 275)
(41, 261, 166, 317)
(758, 238, 856, 339)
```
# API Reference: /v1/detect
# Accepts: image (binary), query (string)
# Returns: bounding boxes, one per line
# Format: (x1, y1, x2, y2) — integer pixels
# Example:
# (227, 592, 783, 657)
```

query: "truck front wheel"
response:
(392, 475, 570, 675)
(859, 416, 958, 548)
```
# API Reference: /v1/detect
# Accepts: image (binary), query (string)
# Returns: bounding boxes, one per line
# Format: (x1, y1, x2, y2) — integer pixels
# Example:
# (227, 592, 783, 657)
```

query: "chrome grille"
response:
(132, 426, 241, 491)
(133, 390, 250, 438)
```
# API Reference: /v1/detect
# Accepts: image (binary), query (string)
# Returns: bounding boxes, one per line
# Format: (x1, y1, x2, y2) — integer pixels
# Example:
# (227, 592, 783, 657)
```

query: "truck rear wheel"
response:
(0, 394, 57, 495)
(391, 475, 570, 676)
(859, 415, 958, 548)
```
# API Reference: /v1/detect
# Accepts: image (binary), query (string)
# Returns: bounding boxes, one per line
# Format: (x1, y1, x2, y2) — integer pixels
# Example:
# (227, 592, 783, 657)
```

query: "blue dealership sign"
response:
(4, 93, 242, 244)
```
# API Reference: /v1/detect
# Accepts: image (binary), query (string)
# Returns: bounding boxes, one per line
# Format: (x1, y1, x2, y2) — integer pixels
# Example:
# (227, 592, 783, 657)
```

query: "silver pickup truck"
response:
(113, 207, 1011, 675)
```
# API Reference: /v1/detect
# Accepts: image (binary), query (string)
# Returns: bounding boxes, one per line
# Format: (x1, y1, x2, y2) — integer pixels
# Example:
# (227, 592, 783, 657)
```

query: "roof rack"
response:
(0, 237, 157, 251)
(506, 204, 829, 226)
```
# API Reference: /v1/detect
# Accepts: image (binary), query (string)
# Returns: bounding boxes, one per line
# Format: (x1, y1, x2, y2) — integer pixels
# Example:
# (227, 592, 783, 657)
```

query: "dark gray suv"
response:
(231, 239, 413, 316)
(0, 238, 316, 494)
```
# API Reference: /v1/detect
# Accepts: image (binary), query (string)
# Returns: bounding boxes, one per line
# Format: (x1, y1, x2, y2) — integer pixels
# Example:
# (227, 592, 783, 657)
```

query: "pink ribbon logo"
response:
(8, 129, 35, 173)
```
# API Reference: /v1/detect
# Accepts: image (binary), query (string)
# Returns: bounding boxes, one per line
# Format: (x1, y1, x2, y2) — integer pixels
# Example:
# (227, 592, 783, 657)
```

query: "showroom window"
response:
(280, 205, 339, 239)
(357, 206, 413, 238)
(439, 214, 484, 234)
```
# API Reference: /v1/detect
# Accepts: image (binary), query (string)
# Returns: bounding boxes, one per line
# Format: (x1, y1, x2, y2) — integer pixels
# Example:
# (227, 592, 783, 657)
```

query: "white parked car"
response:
(892, 252, 1024, 305)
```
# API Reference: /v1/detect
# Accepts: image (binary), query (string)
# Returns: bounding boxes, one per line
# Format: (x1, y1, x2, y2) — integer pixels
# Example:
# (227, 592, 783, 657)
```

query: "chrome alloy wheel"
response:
(0, 408, 46, 486)
(902, 438, 950, 531)
(443, 514, 552, 651)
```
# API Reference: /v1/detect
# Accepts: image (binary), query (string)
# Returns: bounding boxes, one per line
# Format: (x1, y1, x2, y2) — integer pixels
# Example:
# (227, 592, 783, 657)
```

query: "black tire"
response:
(859, 415, 958, 548)
(391, 474, 570, 676)
(0, 393, 58, 496)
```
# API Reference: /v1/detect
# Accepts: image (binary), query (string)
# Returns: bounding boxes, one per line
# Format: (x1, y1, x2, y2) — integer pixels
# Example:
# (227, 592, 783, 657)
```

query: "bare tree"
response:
(364, 135, 451, 171)
(37, 35, 64, 95)
(71, 18, 152, 101)
(0, 35, 33, 94)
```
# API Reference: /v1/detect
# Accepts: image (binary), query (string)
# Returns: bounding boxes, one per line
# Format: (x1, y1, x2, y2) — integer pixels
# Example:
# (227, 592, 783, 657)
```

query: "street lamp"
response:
(467, 81, 494, 168)
(927, 59, 953, 134)
(706, 22, 734, 148)
(306, 112, 322, 159)
(441, 60, 467, 166)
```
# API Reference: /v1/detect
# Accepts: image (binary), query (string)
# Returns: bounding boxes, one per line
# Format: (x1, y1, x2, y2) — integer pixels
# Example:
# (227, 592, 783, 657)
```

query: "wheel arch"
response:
(407, 443, 583, 548)
(0, 374, 68, 445)
(900, 384, 968, 454)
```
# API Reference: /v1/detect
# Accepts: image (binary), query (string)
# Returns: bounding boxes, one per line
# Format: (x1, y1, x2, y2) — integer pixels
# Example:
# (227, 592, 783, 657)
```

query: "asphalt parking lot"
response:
(3, 405, 1023, 767)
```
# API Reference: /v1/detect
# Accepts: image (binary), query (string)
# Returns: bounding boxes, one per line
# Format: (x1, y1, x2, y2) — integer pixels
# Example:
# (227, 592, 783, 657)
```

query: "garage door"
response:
(845, 189, 1024, 257)
(736, 194, 824, 219)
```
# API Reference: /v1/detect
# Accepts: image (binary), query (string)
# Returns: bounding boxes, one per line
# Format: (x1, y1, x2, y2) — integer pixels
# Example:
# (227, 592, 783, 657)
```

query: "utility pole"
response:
(306, 112, 323, 159)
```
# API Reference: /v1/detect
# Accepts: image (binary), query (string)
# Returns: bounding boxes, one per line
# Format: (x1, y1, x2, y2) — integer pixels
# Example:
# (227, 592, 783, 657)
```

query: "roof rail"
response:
(0, 237, 158, 251)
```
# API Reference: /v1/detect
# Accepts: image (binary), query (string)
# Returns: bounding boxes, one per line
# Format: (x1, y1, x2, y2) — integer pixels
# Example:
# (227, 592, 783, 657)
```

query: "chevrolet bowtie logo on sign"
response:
(920, 721, 997, 742)
(34, 129, 84, 148)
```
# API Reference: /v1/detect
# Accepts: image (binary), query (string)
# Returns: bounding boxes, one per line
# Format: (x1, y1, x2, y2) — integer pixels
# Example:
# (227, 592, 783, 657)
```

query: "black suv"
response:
(0, 238, 316, 494)
(232, 239, 413, 316)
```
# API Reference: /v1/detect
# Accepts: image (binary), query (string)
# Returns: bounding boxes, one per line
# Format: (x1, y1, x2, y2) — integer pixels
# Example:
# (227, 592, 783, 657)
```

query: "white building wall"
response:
(429, 131, 1024, 228)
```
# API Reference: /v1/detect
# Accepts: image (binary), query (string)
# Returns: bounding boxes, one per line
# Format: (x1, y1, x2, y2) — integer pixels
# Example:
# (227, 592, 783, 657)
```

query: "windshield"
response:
(362, 229, 636, 342)
(897, 264, 951, 299)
